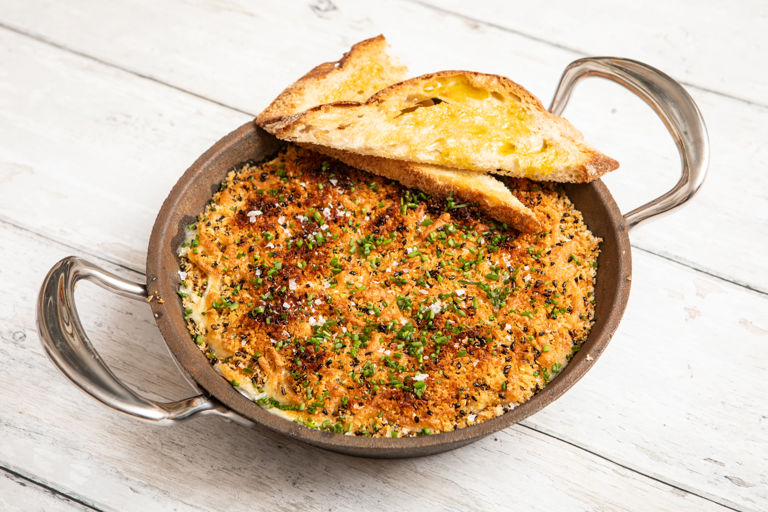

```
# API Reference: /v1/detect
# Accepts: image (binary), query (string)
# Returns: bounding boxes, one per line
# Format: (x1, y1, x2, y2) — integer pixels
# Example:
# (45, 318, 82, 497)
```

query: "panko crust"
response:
(179, 145, 600, 437)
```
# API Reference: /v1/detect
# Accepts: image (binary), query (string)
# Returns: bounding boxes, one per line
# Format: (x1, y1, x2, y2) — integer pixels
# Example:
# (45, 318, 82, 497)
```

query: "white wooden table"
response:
(1, 1, 766, 510)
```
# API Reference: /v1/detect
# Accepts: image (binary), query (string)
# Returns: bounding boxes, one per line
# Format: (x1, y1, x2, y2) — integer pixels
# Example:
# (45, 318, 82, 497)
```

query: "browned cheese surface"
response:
(179, 145, 599, 437)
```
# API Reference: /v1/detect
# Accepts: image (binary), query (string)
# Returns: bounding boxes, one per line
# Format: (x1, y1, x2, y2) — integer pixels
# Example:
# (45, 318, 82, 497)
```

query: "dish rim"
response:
(145, 122, 632, 457)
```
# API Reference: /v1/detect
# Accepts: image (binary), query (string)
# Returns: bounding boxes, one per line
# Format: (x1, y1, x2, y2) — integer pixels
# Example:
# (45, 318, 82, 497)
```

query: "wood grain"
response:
(0, 220, 735, 511)
(412, 0, 768, 105)
(0, 0, 766, 292)
(0, 28, 247, 272)
(0, 467, 97, 512)
(0, 0, 766, 509)
(527, 252, 768, 509)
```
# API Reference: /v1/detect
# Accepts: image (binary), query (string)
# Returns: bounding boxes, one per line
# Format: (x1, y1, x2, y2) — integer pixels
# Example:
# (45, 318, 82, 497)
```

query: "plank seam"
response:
(1, 465, 105, 512)
(1, 201, 761, 510)
(0, 23, 764, 297)
(4, 196, 764, 301)
(0, 214, 145, 277)
(0, 195, 755, 507)
(0, 22, 254, 118)
(516, 423, 745, 511)
(404, 0, 768, 110)
(0, 17, 758, 510)
(633, 246, 767, 297)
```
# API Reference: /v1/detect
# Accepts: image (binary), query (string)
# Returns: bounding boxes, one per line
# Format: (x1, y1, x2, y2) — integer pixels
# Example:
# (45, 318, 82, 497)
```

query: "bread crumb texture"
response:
(179, 145, 600, 437)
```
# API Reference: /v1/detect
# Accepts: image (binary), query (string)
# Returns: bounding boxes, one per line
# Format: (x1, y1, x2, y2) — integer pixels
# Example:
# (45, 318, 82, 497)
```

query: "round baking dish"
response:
(37, 57, 708, 458)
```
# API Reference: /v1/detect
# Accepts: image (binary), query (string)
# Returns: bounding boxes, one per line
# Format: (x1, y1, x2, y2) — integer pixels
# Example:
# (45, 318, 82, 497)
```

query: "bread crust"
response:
(271, 70, 619, 183)
(256, 38, 542, 232)
(256, 35, 407, 127)
(303, 144, 542, 232)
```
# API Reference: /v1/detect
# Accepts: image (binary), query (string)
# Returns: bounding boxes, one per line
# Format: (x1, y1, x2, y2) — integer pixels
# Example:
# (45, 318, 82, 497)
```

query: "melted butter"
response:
(383, 76, 571, 176)
(423, 75, 490, 101)
(318, 62, 388, 104)
(499, 141, 518, 155)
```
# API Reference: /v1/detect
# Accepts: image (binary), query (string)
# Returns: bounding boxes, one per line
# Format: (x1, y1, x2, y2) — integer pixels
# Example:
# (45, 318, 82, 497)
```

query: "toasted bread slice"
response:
(270, 71, 619, 183)
(257, 37, 541, 231)
(306, 144, 541, 232)
(257, 35, 408, 127)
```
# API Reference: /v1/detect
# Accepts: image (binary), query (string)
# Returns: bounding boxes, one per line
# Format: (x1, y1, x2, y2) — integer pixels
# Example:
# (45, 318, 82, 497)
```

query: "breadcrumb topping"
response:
(178, 145, 599, 437)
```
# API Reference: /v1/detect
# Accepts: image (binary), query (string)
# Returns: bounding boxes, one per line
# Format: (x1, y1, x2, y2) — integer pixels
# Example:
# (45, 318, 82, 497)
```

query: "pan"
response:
(37, 57, 708, 457)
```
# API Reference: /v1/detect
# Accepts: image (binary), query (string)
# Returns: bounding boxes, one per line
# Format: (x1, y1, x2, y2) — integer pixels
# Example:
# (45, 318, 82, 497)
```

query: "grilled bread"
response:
(256, 36, 541, 232)
(306, 144, 541, 232)
(270, 71, 619, 183)
(257, 35, 408, 127)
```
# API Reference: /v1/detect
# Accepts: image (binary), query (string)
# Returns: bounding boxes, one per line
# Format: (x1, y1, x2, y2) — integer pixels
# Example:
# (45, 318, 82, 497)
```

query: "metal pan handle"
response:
(37, 256, 217, 423)
(549, 57, 709, 230)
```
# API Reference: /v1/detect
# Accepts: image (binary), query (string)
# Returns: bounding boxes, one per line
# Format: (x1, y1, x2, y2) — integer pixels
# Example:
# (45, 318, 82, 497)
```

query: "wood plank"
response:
(0, 220, 733, 512)
(0, 1, 766, 291)
(0, 27, 248, 273)
(524, 253, 768, 510)
(0, 7, 765, 510)
(0, 467, 97, 512)
(410, 0, 768, 106)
